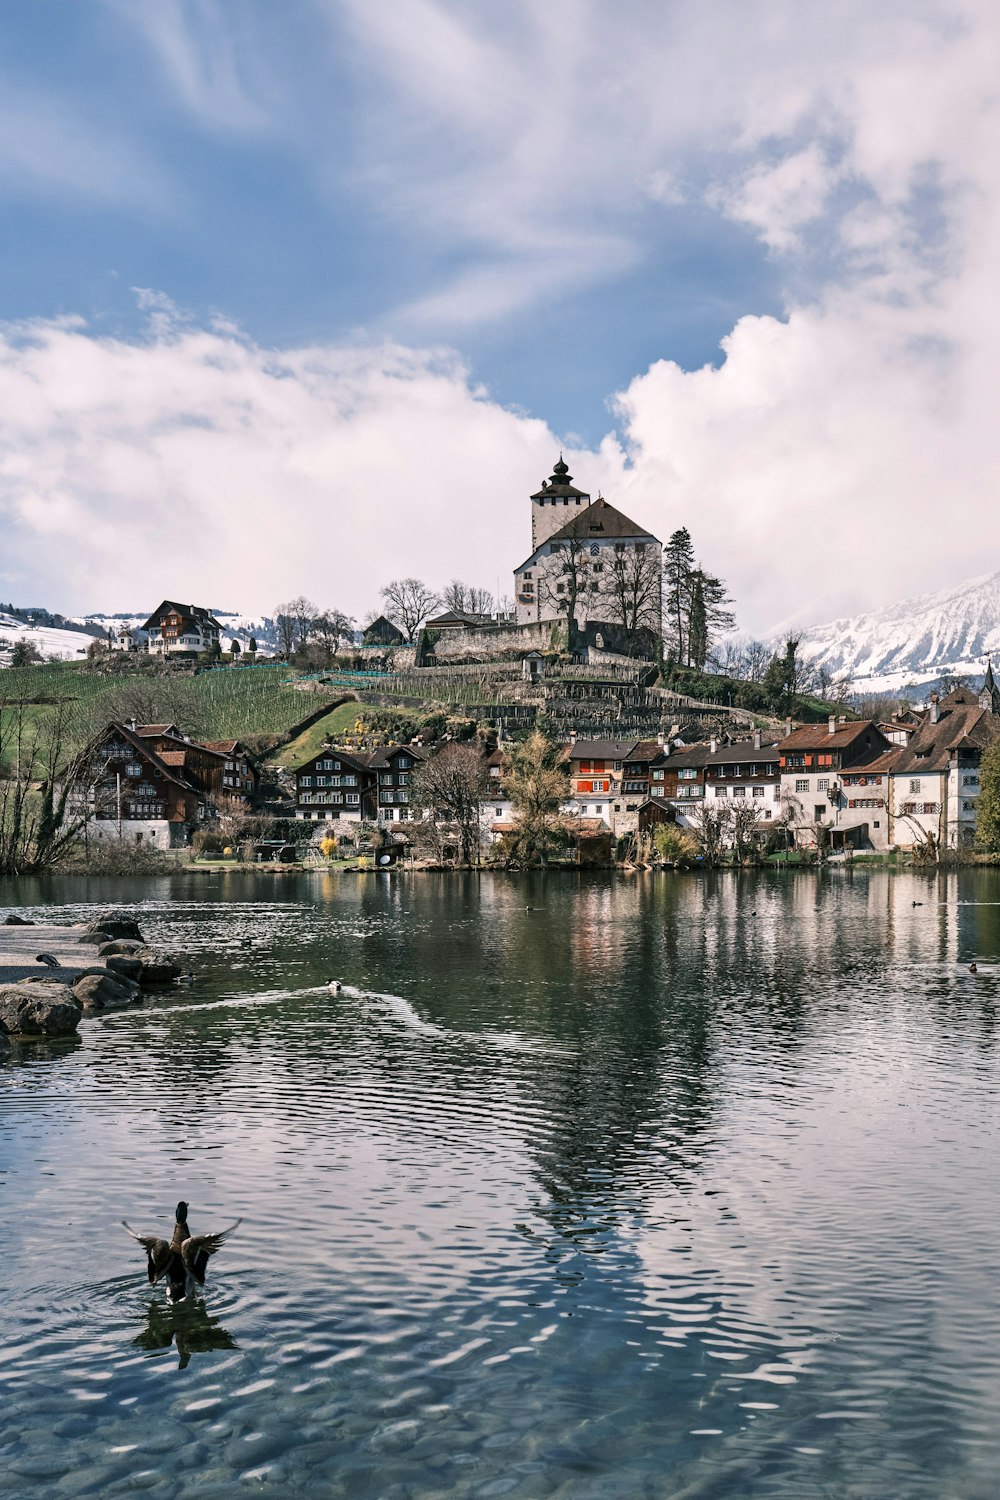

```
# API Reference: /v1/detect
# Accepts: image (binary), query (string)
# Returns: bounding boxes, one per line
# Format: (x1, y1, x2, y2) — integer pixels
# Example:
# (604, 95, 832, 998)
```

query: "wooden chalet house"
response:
(294, 745, 425, 824)
(71, 722, 203, 849)
(777, 718, 894, 849)
(142, 601, 223, 658)
(204, 740, 260, 804)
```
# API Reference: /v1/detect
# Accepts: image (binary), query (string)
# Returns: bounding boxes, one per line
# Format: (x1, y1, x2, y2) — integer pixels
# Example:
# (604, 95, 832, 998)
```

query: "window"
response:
(590, 543, 600, 555)
(380, 774, 393, 785)
(398, 773, 409, 786)
(345, 793, 360, 805)
(524, 571, 532, 580)
(752, 786, 765, 798)
(556, 582, 565, 594)
(652, 769, 664, 781)
(677, 768, 697, 780)
(715, 785, 727, 797)
(592, 563, 603, 574)
(398, 757, 412, 769)
(963, 775, 979, 787)
(732, 786, 746, 798)
(963, 800, 975, 812)
(817, 778, 829, 791)
(126, 763, 141, 778)
(909, 779, 921, 793)
(814, 805, 825, 821)
(786, 755, 804, 768)
(795, 779, 808, 793)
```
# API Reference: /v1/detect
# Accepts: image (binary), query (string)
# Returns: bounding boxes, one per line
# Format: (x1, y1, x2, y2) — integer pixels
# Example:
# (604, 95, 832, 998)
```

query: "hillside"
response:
(792, 570, 1000, 694)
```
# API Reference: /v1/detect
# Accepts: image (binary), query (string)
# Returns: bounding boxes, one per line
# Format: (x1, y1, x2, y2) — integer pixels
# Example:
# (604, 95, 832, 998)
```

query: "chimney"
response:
(127, 717, 136, 731)
(828, 716, 836, 734)
(929, 693, 940, 724)
(838, 715, 846, 724)
(710, 736, 718, 754)
(784, 719, 792, 738)
(753, 729, 762, 750)
(569, 730, 577, 745)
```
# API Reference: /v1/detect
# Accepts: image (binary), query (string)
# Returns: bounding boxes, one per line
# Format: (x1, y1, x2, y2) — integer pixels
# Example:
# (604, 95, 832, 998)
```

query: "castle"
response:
(513, 458, 662, 640)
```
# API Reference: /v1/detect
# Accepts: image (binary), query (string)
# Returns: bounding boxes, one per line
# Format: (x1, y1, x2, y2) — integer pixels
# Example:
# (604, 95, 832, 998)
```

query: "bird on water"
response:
(328, 980, 342, 993)
(969, 963, 978, 974)
(123, 1201, 241, 1303)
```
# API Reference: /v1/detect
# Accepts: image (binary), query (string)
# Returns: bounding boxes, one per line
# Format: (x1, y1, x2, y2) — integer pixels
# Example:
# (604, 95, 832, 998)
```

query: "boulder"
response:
(0, 1029, 11, 1060)
(106, 956, 144, 983)
(97, 939, 143, 957)
(0, 982, 82, 1038)
(85, 914, 144, 941)
(134, 948, 184, 986)
(3, 914, 34, 926)
(77, 931, 112, 946)
(72, 972, 140, 1010)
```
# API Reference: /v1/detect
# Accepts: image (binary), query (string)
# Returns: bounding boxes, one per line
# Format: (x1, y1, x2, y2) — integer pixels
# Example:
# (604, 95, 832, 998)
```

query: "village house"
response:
(481, 746, 514, 842)
(142, 601, 222, 658)
(887, 676, 1000, 851)
(294, 745, 425, 824)
(565, 737, 638, 824)
(295, 748, 372, 822)
(129, 724, 229, 803)
(644, 736, 781, 844)
(70, 722, 203, 849)
(777, 718, 895, 850)
(203, 740, 260, 804)
(362, 615, 406, 647)
(369, 745, 425, 825)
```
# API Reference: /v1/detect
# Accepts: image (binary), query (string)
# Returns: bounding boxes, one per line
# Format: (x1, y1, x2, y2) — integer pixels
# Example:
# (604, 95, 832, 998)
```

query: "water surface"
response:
(2, 868, 1000, 1498)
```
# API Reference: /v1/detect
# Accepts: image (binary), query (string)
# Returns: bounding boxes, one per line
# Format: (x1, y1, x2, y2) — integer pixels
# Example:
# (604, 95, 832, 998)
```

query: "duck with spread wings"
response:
(123, 1200, 241, 1302)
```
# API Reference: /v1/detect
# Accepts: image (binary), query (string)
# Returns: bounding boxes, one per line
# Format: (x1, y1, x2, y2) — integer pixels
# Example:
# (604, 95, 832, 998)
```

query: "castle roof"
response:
(531, 455, 590, 501)
(546, 496, 658, 545)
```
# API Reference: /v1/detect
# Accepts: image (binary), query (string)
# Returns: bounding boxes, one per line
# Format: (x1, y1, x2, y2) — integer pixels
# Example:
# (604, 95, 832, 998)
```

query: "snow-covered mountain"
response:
(793, 570, 1000, 693)
(0, 611, 97, 664)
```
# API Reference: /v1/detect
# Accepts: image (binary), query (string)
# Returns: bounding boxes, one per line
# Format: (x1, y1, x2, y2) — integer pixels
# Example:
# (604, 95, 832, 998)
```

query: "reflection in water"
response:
(1, 867, 1000, 1499)
(134, 1296, 238, 1370)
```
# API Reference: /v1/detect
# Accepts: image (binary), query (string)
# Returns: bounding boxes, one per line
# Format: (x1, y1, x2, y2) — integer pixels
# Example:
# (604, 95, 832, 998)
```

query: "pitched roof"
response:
(424, 609, 493, 628)
(80, 722, 196, 792)
(651, 745, 712, 770)
(546, 496, 659, 546)
(140, 600, 222, 633)
(841, 750, 901, 775)
(892, 704, 1000, 773)
(567, 738, 638, 761)
(365, 745, 427, 768)
(778, 721, 880, 752)
(132, 723, 182, 737)
(705, 740, 780, 764)
(624, 739, 664, 764)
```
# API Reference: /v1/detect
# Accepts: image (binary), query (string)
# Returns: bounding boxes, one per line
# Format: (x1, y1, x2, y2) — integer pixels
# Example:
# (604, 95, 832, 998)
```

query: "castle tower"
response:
(980, 658, 1000, 714)
(530, 456, 591, 551)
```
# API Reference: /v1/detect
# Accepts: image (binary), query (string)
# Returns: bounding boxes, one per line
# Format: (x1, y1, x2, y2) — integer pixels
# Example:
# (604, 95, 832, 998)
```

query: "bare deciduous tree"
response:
(689, 800, 729, 866)
(380, 579, 439, 642)
(504, 730, 570, 865)
(602, 543, 662, 636)
(0, 675, 90, 874)
(411, 742, 489, 864)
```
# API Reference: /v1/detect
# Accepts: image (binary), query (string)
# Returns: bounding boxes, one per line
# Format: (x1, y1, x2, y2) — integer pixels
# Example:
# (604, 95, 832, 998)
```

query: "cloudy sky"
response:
(1, 0, 998, 634)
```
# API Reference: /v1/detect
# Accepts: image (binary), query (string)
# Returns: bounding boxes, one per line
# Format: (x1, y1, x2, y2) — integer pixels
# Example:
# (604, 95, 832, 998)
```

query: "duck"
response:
(969, 963, 978, 974)
(123, 1200, 241, 1303)
(35, 952, 61, 968)
(328, 980, 343, 993)
(173, 973, 195, 986)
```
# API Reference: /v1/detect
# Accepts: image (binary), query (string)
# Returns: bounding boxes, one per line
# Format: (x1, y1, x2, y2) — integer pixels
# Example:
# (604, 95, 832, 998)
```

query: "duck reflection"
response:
(134, 1296, 237, 1370)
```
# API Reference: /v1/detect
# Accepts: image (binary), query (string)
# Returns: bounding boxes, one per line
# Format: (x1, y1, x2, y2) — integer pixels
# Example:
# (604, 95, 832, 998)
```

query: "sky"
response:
(1, 0, 999, 636)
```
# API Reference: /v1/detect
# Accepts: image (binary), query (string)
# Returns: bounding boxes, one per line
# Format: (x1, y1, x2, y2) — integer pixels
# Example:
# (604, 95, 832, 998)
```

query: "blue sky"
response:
(0, 1, 997, 633)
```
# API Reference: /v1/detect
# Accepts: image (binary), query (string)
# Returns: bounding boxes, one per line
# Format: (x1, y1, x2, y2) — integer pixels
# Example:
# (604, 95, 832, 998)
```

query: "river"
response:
(2, 867, 999, 1498)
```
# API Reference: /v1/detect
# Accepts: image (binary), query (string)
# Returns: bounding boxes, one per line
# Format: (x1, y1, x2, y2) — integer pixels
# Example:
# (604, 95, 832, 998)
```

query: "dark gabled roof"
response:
(140, 600, 222, 633)
(132, 723, 182, 737)
(547, 496, 659, 546)
(778, 721, 881, 753)
(80, 722, 196, 792)
(841, 750, 901, 775)
(365, 745, 427, 769)
(567, 738, 638, 761)
(362, 615, 406, 644)
(531, 456, 591, 501)
(624, 739, 663, 764)
(296, 747, 372, 776)
(424, 609, 493, 628)
(651, 745, 712, 770)
(891, 704, 1000, 774)
(705, 740, 780, 765)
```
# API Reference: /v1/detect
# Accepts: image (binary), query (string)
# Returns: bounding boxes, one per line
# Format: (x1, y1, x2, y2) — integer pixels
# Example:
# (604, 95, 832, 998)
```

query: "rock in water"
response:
(105, 956, 144, 983)
(97, 939, 144, 957)
(72, 972, 140, 1010)
(85, 914, 144, 942)
(3, 914, 34, 926)
(0, 982, 82, 1037)
(77, 930, 112, 946)
(134, 949, 184, 987)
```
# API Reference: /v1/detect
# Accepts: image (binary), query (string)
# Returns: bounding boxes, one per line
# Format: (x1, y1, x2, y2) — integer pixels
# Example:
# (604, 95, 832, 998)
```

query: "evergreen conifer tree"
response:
(975, 741, 1000, 852)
